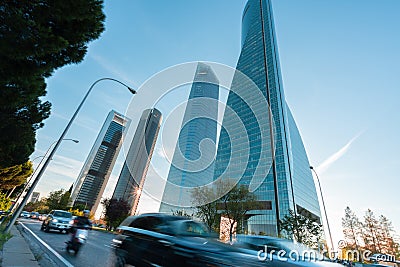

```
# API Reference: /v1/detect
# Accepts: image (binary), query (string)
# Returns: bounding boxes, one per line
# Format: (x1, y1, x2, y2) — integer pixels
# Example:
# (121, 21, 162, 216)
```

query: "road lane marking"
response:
(20, 222, 74, 267)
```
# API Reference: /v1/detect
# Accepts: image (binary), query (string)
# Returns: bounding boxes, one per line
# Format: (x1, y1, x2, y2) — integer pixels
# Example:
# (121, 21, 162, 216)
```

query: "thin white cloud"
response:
(89, 53, 140, 88)
(51, 111, 70, 121)
(51, 111, 99, 134)
(42, 154, 83, 180)
(316, 131, 364, 174)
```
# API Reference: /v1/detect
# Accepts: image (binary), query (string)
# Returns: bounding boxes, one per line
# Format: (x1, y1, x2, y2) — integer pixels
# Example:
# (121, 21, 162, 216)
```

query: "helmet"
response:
(83, 210, 90, 216)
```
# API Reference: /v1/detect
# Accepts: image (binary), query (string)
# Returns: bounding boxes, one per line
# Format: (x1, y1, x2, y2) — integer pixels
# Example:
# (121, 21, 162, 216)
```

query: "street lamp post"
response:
(4, 139, 78, 232)
(11, 156, 46, 201)
(11, 139, 79, 213)
(310, 166, 334, 252)
(3, 78, 136, 234)
(6, 156, 44, 198)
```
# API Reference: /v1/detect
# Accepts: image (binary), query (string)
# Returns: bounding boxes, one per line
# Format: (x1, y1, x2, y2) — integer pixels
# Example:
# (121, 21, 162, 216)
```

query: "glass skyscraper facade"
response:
(112, 108, 162, 215)
(214, 0, 321, 236)
(160, 63, 219, 213)
(70, 110, 130, 214)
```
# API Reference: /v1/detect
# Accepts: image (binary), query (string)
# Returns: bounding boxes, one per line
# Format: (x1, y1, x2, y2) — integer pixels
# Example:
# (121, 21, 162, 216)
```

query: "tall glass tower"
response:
(112, 108, 162, 215)
(70, 110, 130, 214)
(160, 63, 219, 213)
(214, 0, 321, 236)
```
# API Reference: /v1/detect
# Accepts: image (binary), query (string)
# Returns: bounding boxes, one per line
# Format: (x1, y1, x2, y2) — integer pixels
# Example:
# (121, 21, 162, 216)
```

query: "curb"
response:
(1, 224, 40, 267)
(18, 223, 71, 267)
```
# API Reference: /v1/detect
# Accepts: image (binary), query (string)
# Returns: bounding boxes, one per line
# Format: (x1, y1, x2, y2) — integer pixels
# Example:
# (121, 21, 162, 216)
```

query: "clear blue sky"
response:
(31, 0, 400, 245)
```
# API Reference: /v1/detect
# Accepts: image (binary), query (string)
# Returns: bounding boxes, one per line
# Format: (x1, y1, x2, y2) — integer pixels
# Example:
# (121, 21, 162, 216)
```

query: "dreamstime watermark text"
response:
(257, 240, 396, 263)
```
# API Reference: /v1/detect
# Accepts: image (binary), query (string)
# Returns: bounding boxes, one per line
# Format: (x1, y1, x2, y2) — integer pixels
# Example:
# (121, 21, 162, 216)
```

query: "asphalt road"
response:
(20, 218, 118, 267)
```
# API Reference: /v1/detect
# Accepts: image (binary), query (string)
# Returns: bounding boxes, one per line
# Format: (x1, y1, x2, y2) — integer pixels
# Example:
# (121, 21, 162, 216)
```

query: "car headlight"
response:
(112, 239, 123, 245)
(52, 218, 58, 223)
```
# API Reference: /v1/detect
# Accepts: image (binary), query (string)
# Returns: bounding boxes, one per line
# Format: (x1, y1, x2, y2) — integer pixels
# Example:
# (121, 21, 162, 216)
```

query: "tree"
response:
(0, 0, 106, 168)
(378, 215, 397, 255)
(192, 186, 220, 232)
(219, 183, 259, 241)
(0, 192, 12, 211)
(342, 206, 361, 251)
(363, 209, 381, 253)
(341, 207, 400, 259)
(24, 196, 49, 213)
(102, 198, 130, 231)
(172, 209, 193, 218)
(73, 203, 87, 211)
(45, 189, 70, 211)
(0, 161, 33, 191)
(280, 209, 323, 249)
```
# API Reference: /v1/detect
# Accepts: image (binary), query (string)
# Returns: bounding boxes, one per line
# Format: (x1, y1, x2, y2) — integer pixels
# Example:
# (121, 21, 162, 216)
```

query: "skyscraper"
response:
(160, 63, 219, 212)
(214, 0, 321, 236)
(112, 108, 162, 215)
(70, 110, 130, 214)
(30, 192, 40, 203)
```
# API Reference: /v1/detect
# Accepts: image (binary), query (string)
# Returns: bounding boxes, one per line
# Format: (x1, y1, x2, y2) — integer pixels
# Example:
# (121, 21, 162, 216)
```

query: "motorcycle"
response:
(66, 225, 90, 255)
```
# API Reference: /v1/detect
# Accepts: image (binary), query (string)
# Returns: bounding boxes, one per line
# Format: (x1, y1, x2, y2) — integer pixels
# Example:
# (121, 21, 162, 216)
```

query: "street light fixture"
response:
(3, 78, 136, 234)
(310, 166, 334, 252)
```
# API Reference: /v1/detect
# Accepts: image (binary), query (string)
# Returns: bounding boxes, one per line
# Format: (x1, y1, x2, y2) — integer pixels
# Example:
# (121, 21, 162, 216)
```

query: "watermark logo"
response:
(257, 245, 323, 262)
(256, 240, 396, 263)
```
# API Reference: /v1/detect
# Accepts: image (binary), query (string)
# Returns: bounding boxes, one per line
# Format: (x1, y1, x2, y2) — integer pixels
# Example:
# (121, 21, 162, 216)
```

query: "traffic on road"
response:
(20, 213, 344, 267)
(20, 218, 117, 267)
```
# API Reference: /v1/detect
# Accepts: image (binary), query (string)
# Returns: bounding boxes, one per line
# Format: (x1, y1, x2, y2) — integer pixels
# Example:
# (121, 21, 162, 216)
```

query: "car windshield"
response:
(53, 211, 72, 218)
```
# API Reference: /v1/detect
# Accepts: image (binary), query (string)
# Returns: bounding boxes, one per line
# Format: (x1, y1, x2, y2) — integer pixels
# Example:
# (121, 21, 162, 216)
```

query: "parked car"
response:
(30, 211, 40, 219)
(112, 213, 264, 267)
(41, 210, 72, 233)
(20, 211, 30, 218)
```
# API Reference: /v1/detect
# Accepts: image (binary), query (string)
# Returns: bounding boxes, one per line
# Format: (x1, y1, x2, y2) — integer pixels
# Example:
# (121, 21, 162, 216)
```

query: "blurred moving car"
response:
(41, 210, 72, 233)
(112, 213, 264, 267)
(30, 211, 40, 219)
(20, 211, 30, 218)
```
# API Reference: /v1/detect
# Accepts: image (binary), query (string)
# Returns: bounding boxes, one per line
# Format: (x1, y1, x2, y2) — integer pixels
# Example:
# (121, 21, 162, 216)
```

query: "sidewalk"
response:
(2, 225, 40, 267)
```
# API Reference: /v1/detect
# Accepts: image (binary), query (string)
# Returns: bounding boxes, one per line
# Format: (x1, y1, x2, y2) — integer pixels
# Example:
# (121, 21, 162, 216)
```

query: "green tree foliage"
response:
(192, 186, 220, 232)
(24, 198, 48, 213)
(102, 198, 130, 231)
(219, 183, 259, 241)
(172, 209, 193, 218)
(0, 192, 12, 211)
(192, 181, 260, 240)
(0, 0, 106, 168)
(73, 203, 87, 211)
(0, 161, 33, 190)
(279, 209, 323, 249)
(45, 189, 70, 211)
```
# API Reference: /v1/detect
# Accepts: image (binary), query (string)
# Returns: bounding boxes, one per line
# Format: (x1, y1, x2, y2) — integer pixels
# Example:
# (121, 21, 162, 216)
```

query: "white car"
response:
(41, 210, 72, 233)
(20, 211, 31, 218)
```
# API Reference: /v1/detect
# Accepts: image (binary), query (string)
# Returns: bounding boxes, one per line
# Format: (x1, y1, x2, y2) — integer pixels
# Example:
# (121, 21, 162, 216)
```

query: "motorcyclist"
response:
(69, 210, 92, 240)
